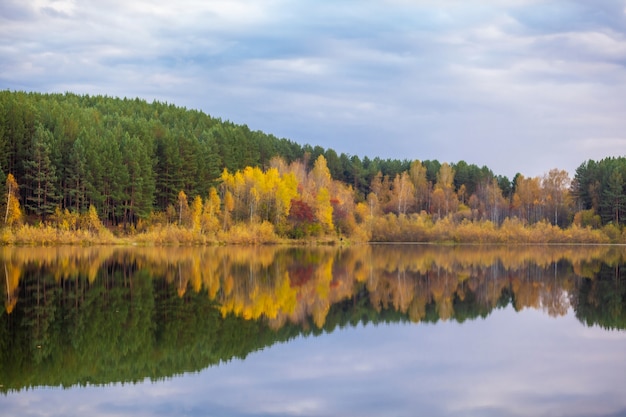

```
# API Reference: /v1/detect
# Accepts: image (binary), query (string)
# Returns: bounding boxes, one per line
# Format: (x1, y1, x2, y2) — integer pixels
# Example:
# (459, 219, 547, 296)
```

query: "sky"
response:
(1, 0, 626, 178)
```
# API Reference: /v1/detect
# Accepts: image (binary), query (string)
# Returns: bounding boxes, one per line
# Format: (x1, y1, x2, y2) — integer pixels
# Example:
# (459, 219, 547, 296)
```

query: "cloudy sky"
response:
(1, 0, 626, 178)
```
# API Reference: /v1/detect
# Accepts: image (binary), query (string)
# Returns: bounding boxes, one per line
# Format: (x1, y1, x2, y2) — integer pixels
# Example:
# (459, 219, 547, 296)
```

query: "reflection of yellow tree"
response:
(408, 286, 429, 323)
(3, 260, 21, 313)
(218, 265, 297, 321)
(429, 270, 455, 321)
(2, 245, 624, 329)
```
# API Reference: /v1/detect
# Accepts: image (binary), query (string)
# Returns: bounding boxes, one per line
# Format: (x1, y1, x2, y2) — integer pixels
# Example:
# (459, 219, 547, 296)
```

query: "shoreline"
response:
(1, 222, 623, 246)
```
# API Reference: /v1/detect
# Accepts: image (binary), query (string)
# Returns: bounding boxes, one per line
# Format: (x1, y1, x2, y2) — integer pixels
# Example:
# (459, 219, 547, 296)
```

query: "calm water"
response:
(1, 244, 626, 417)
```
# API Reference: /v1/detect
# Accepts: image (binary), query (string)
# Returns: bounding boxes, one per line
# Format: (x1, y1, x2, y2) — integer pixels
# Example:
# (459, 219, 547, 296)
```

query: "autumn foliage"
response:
(0, 91, 625, 245)
(1, 153, 625, 244)
(3, 244, 624, 327)
(1, 90, 625, 245)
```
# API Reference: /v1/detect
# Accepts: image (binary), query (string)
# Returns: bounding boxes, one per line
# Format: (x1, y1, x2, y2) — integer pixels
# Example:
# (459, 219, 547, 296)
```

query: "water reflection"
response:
(1, 244, 625, 393)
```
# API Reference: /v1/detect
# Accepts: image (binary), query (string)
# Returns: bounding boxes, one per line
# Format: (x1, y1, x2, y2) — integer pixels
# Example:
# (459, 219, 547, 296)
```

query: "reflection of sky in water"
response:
(4, 306, 626, 417)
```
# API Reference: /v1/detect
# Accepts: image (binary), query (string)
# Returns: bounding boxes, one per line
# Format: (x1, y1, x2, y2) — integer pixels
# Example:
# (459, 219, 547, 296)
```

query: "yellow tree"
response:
(250, 166, 278, 222)
(369, 171, 393, 213)
(392, 171, 415, 215)
(366, 192, 380, 218)
(275, 172, 298, 223)
(221, 168, 246, 221)
(316, 187, 334, 231)
(542, 168, 571, 226)
(85, 204, 105, 233)
(192, 195, 203, 233)
(4, 173, 22, 227)
(222, 190, 234, 230)
(434, 163, 457, 217)
(241, 166, 262, 221)
(431, 188, 446, 218)
(257, 167, 278, 221)
(177, 190, 190, 226)
(409, 160, 430, 212)
(513, 175, 542, 224)
(202, 187, 221, 234)
(484, 177, 507, 224)
(310, 155, 332, 191)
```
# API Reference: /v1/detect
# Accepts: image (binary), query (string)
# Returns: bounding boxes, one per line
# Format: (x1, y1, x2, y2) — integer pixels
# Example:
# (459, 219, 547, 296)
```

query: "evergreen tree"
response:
(197, 130, 222, 195)
(155, 132, 183, 210)
(24, 124, 60, 218)
(96, 131, 129, 224)
(66, 131, 92, 212)
(120, 132, 156, 225)
(602, 169, 625, 225)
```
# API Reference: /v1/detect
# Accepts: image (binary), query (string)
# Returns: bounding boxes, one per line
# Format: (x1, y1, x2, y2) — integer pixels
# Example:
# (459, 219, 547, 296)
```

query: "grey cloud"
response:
(512, 0, 626, 34)
(0, 0, 36, 21)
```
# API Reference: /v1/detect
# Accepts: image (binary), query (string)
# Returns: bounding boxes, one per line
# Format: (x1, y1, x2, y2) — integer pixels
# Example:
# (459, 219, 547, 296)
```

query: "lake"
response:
(1, 244, 626, 417)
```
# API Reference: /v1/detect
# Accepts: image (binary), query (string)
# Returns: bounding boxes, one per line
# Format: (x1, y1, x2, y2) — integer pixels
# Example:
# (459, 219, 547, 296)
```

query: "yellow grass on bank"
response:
(0, 216, 624, 246)
(369, 214, 622, 244)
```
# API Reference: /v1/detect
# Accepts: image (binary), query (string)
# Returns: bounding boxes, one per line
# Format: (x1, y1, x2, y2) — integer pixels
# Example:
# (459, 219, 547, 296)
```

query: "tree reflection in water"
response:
(1, 244, 624, 392)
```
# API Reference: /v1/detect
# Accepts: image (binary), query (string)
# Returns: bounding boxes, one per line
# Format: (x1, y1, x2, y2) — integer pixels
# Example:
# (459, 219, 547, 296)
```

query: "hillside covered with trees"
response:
(0, 90, 625, 243)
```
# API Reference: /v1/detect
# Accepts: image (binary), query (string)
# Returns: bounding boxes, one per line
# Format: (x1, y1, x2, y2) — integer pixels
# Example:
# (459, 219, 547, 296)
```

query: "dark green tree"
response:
(24, 124, 60, 218)
(120, 132, 156, 225)
(155, 131, 183, 210)
(197, 130, 223, 195)
(602, 169, 625, 225)
(99, 132, 130, 224)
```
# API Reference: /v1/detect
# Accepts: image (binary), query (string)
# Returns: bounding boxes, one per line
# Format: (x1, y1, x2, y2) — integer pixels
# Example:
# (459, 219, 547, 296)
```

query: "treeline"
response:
(0, 90, 417, 225)
(0, 90, 624, 242)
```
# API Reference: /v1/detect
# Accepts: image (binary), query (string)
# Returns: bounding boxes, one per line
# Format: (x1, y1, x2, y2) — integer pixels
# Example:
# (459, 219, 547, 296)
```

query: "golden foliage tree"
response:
(409, 160, 430, 212)
(192, 195, 203, 233)
(433, 163, 458, 217)
(310, 155, 332, 191)
(542, 168, 571, 226)
(222, 190, 234, 230)
(315, 187, 334, 231)
(392, 171, 415, 215)
(177, 190, 189, 226)
(202, 187, 221, 234)
(4, 173, 22, 227)
(513, 175, 542, 224)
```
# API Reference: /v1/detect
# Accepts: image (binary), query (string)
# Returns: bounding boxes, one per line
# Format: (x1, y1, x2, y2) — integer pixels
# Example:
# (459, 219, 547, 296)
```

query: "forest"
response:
(0, 90, 625, 243)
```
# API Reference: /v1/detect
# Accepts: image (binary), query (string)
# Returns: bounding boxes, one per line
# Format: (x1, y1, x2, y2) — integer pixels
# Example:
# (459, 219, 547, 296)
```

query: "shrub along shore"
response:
(1, 214, 622, 246)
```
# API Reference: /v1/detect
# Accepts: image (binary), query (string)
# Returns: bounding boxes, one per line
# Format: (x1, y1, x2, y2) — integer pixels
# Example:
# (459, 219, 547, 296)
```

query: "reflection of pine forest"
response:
(1, 91, 625, 243)
(1, 245, 625, 392)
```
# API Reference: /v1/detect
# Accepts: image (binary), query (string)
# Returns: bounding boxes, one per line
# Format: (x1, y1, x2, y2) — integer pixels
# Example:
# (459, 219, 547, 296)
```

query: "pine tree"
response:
(602, 169, 625, 225)
(120, 133, 155, 225)
(24, 124, 60, 219)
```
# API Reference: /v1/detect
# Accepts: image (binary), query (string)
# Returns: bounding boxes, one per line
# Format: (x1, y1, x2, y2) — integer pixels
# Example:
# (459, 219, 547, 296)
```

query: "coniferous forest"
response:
(0, 90, 625, 244)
